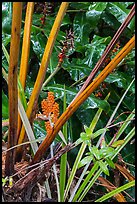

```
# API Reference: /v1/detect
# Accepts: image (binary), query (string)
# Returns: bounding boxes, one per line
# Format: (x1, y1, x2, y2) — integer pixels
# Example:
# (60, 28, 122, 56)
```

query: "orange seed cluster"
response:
(41, 92, 59, 134)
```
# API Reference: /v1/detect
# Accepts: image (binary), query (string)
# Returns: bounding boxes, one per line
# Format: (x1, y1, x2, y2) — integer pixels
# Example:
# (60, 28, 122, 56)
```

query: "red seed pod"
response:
(98, 92, 103, 97)
(58, 52, 66, 62)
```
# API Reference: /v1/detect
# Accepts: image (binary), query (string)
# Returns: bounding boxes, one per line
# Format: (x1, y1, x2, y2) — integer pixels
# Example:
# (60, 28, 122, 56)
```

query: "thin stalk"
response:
(17, 3, 69, 155)
(109, 109, 135, 145)
(64, 142, 87, 200)
(17, 2, 34, 141)
(96, 78, 135, 147)
(19, 2, 34, 89)
(5, 2, 22, 176)
(2, 45, 28, 111)
(42, 64, 61, 89)
(77, 127, 135, 202)
(32, 35, 135, 164)
(68, 163, 89, 202)
(50, 144, 60, 201)
(68, 93, 110, 202)
(18, 98, 38, 154)
(60, 86, 68, 201)
(95, 180, 135, 202)
(45, 178, 52, 199)
(112, 127, 135, 160)
(2, 43, 9, 63)
(2, 66, 38, 156)
(70, 4, 135, 105)
(73, 162, 99, 202)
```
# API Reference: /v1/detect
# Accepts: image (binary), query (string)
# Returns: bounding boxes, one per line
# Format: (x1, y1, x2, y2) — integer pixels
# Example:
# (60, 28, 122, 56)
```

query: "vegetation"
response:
(2, 2, 135, 202)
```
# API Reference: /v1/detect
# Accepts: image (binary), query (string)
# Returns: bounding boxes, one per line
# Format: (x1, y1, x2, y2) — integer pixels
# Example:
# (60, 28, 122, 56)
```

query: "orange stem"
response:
(5, 2, 22, 176)
(16, 2, 69, 155)
(17, 2, 34, 142)
(32, 35, 135, 164)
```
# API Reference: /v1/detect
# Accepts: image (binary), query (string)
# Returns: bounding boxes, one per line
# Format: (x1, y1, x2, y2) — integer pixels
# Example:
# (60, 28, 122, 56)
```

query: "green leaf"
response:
(105, 158, 115, 169)
(73, 13, 92, 46)
(80, 132, 89, 141)
(86, 3, 107, 28)
(2, 2, 12, 34)
(95, 180, 135, 202)
(92, 128, 109, 139)
(100, 147, 116, 158)
(83, 35, 111, 68)
(84, 125, 92, 136)
(105, 71, 135, 91)
(2, 90, 9, 119)
(75, 137, 83, 146)
(78, 155, 93, 169)
(98, 160, 109, 176)
(31, 32, 47, 61)
(92, 146, 100, 160)
(63, 60, 91, 82)
(107, 3, 132, 29)
(70, 2, 91, 10)
(111, 140, 125, 148)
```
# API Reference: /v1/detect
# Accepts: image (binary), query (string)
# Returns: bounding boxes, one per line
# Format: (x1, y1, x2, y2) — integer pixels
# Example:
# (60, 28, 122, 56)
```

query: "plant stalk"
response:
(17, 2, 69, 155)
(32, 35, 135, 164)
(17, 2, 34, 142)
(5, 2, 22, 176)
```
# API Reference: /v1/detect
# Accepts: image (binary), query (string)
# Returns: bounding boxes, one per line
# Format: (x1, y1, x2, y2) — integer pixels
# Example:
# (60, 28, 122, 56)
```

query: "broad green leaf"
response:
(86, 2, 107, 29)
(2, 2, 12, 34)
(107, 2, 133, 29)
(88, 2, 108, 11)
(105, 71, 135, 93)
(73, 13, 92, 46)
(98, 160, 109, 176)
(63, 60, 91, 82)
(31, 32, 47, 61)
(70, 2, 91, 10)
(83, 35, 111, 68)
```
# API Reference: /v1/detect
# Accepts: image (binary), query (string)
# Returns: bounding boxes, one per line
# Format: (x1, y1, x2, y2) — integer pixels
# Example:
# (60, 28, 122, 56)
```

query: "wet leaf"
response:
(73, 13, 92, 46)
(86, 2, 108, 28)
(2, 2, 12, 34)
(83, 35, 111, 68)
(107, 2, 133, 29)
